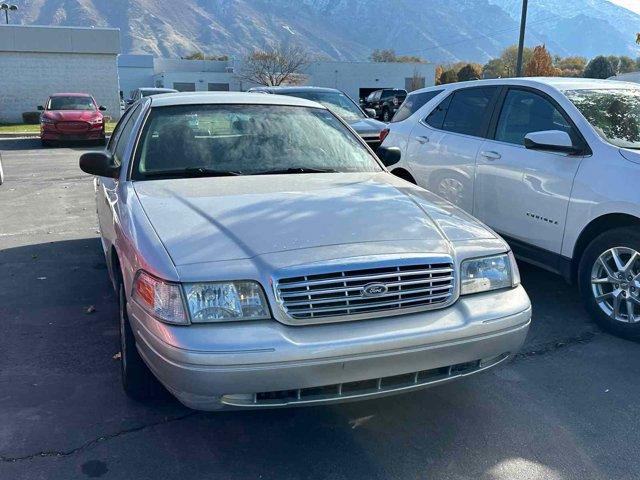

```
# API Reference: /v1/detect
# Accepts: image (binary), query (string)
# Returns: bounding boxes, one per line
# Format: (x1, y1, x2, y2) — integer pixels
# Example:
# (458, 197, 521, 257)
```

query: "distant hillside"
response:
(10, 0, 640, 63)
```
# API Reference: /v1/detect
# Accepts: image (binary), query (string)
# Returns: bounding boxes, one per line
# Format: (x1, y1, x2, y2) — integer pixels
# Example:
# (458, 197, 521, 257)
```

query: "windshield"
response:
(565, 88, 640, 149)
(133, 104, 381, 180)
(47, 96, 95, 111)
(280, 91, 365, 122)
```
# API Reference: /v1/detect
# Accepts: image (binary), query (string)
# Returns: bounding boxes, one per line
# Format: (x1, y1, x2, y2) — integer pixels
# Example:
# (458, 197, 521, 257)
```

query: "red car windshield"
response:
(47, 96, 95, 111)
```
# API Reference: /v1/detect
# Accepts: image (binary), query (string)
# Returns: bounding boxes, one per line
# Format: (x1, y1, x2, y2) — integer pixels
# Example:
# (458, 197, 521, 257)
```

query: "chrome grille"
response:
(276, 262, 455, 321)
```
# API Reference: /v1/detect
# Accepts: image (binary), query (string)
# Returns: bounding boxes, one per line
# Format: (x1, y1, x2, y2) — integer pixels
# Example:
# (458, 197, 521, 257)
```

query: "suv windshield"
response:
(48, 96, 95, 111)
(565, 88, 640, 149)
(280, 91, 365, 122)
(133, 104, 381, 179)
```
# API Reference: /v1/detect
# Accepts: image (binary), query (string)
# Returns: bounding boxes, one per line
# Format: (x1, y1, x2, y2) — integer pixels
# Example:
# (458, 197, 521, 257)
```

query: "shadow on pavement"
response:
(0, 236, 614, 480)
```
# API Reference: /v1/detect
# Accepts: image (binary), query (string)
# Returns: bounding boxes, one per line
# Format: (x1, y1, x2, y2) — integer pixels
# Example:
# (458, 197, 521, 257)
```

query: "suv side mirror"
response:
(377, 146, 401, 167)
(37, 105, 44, 111)
(524, 130, 579, 154)
(365, 108, 377, 118)
(98, 105, 107, 111)
(79, 151, 120, 179)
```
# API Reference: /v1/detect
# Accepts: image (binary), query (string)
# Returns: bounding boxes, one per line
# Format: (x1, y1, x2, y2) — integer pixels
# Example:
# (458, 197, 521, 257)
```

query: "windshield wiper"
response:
(251, 167, 338, 175)
(143, 167, 243, 179)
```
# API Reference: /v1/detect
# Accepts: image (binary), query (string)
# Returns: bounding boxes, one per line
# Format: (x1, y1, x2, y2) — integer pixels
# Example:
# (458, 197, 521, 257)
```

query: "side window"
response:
(495, 89, 574, 146)
(392, 90, 442, 123)
(107, 108, 134, 153)
(113, 105, 142, 166)
(438, 87, 498, 137)
(424, 94, 453, 130)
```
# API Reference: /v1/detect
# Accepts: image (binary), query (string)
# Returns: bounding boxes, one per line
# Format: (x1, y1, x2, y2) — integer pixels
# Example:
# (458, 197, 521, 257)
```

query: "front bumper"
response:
(129, 285, 531, 410)
(41, 125, 104, 141)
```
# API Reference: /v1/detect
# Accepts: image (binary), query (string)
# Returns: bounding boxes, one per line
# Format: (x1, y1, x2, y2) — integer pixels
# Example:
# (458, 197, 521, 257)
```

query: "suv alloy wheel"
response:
(579, 226, 640, 339)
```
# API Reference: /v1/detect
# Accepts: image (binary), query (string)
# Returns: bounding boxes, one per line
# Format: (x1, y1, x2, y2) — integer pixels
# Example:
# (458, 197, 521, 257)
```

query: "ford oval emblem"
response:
(362, 283, 388, 297)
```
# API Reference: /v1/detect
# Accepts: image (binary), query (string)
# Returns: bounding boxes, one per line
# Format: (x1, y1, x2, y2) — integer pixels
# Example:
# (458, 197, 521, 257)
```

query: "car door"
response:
(96, 105, 141, 253)
(404, 86, 500, 212)
(473, 87, 587, 256)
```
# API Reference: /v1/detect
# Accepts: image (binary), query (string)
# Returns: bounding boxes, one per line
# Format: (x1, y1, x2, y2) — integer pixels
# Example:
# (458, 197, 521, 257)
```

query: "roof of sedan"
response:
(149, 91, 326, 108)
(250, 86, 340, 94)
(50, 93, 93, 97)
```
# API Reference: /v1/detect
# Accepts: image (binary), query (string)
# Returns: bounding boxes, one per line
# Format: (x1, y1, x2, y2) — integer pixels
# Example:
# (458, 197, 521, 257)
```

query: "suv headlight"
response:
(184, 281, 270, 322)
(460, 252, 520, 295)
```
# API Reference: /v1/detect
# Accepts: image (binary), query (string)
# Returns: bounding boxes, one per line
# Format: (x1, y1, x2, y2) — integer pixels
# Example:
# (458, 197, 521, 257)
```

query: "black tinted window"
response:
(392, 90, 442, 123)
(425, 94, 452, 129)
(495, 89, 573, 145)
(439, 87, 498, 137)
(114, 105, 141, 166)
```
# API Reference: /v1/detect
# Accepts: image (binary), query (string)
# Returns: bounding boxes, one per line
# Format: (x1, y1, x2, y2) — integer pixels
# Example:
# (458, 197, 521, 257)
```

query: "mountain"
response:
(10, 0, 640, 63)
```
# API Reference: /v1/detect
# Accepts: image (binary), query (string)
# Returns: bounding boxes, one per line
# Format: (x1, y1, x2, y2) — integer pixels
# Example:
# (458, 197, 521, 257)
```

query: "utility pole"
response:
(1, 3, 18, 25)
(515, 0, 528, 77)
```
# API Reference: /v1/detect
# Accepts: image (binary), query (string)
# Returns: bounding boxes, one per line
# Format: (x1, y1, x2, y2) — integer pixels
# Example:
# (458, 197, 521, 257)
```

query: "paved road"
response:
(0, 140, 638, 480)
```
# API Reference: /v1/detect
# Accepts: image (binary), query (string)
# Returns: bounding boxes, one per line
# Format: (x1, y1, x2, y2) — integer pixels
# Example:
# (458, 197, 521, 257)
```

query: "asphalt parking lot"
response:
(0, 139, 639, 480)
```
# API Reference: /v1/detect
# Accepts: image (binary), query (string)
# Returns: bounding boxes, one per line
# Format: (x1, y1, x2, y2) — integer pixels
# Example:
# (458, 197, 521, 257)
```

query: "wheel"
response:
(382, 108, 391, 122)
(41, 139, 53, 147)
(118, 280, 161, 401)
(578, 226, 640, 340)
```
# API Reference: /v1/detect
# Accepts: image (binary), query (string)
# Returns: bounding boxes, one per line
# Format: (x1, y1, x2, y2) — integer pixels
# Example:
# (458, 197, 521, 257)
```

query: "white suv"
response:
(382, 78, 640, 339)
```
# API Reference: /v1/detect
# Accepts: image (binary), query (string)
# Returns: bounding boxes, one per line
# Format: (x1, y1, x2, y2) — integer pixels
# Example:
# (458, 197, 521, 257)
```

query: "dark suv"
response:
(363, 89, 407, 122)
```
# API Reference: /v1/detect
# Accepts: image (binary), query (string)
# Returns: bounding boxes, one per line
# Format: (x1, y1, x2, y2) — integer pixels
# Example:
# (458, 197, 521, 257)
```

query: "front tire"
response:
(578, 226, 640, 340)
(118, 281, 161, 401)
(41, 139, 53, 148)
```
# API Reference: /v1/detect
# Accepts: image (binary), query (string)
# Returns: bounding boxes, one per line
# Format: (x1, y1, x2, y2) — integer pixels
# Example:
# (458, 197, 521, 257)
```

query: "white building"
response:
(118, 55, 435, 103)
(0, 25, 121, 123)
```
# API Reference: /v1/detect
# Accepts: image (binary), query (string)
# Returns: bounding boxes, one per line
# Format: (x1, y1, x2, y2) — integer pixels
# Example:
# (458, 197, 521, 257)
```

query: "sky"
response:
(607, 0, 640, 14)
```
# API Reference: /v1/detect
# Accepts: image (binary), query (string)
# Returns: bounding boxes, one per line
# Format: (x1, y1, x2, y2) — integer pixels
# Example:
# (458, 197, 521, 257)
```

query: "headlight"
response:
(184, 281, 270, 322)
(460, 252, 520, 295)
(132, 271, 188, 325)
(88, 117, 103, 125)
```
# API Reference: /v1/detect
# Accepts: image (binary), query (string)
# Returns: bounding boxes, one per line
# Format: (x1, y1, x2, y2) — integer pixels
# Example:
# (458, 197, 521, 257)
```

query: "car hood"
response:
(43, 110, 99, 121)
(133, 173, 496, 266)
(348, 117, 386, 136)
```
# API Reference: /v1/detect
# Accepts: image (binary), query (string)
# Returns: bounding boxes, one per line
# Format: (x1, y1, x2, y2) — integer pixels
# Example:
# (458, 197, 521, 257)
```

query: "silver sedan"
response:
(79, 92, 531, 410)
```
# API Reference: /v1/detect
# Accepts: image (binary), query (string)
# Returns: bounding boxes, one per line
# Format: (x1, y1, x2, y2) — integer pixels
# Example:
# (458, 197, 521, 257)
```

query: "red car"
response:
(38, 93, 107, 146)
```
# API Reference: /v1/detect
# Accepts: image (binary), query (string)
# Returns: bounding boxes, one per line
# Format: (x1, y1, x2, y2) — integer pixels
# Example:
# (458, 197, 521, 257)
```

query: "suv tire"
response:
(118, 279, 162, 401)
(578, 226, 640, 340)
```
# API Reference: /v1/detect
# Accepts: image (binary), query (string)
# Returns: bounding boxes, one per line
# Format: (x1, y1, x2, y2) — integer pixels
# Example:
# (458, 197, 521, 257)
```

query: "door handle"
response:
(480, 150, 501, 160)
(416, 135, 429, 144)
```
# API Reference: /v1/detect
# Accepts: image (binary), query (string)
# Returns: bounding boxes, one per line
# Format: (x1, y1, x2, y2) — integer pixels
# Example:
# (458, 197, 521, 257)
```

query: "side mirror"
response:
(37, 105, 44, 111)
(79, 151, 120, 179)
(98, 105, 107, 111)
(524, 130, 579, 154)
(365, 108, 377, 118)
(377, 146, 401, 167)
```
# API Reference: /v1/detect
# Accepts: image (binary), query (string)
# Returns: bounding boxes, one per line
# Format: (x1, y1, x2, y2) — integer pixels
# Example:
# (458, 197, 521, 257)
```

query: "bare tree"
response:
(238, 44, 310, 87)
(407, 68, 426, 91)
